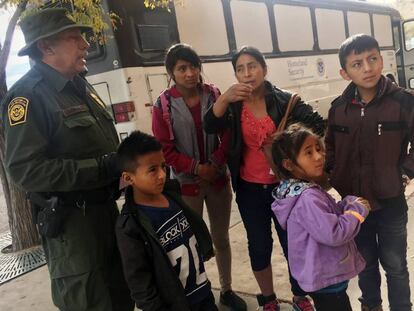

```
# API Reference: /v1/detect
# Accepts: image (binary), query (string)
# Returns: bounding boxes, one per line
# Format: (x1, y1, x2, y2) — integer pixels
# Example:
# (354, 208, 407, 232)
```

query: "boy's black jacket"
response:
(115, 182, 214, 311)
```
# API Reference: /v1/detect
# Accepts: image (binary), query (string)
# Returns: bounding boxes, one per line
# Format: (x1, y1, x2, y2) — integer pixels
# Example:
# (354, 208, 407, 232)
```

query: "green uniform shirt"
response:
(1, 61, 119, 193)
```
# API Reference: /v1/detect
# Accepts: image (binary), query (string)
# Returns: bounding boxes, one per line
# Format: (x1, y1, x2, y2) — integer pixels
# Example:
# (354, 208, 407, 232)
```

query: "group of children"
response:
(114, 34, 413, 311)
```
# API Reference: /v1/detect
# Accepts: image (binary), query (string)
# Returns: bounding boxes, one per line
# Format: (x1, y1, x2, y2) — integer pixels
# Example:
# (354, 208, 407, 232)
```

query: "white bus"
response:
(84, 0, 414, 140)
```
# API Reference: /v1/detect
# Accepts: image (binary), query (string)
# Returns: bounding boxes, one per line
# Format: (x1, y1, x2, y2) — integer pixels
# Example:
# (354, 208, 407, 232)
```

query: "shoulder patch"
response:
(8, 97, 29, 126)
(89, 92, 106, 109)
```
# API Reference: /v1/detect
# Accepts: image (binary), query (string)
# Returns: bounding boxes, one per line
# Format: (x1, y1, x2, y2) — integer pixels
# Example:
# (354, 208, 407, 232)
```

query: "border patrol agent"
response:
(1, 8, 134, 311)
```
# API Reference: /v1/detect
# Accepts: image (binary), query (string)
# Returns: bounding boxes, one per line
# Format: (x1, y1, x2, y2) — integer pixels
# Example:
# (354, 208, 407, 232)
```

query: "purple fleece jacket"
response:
(271, 179, 367, 292)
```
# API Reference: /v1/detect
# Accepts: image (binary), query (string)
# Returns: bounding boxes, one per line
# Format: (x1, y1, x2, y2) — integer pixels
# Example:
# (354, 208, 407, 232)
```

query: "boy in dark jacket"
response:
(325, 34, 414, 311)
(115, 131, 217, 311)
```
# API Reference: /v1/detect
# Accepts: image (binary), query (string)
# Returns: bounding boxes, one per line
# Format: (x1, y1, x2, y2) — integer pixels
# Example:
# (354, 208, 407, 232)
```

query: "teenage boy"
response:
(115, 131, 218, 311)
(325, 34, 413, 311)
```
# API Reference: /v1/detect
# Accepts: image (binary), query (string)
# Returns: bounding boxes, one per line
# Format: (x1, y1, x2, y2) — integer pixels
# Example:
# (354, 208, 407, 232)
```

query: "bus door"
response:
(92, 82, 112, 112)
(145, 73, 169, 106)
(402, 19, 414, 90)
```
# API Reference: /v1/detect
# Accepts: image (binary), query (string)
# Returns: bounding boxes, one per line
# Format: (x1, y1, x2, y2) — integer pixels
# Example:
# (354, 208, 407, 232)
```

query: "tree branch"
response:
(0, 0, 28, 82)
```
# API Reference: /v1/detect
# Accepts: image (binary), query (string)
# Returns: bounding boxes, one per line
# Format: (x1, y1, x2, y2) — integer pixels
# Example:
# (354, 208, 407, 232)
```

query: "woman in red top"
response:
(152, 44, 246, 311)
(204, 46, 325, 311)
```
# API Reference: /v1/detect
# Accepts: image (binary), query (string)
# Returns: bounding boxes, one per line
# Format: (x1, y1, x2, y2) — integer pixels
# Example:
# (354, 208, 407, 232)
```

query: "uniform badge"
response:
(90, 93, 106, 109)
(8, 97, 29, 126)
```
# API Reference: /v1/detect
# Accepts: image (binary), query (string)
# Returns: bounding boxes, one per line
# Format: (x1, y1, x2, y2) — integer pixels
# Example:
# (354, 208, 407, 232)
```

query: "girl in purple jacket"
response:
(271, 124, 370, 311)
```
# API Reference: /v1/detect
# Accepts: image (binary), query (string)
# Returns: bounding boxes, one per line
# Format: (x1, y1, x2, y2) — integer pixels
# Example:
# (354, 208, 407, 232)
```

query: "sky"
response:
(0, 0, 398, 88)
(0, 8, 30, 88)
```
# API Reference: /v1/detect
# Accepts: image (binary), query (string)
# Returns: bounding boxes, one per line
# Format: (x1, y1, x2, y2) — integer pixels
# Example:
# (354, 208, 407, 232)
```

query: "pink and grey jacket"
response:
(152, 84, 229, 193)
(271, 179, 367, 292)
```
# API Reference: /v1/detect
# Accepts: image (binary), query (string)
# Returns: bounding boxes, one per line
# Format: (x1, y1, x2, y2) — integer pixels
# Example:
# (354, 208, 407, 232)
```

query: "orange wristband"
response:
(344, 210, 365, 223)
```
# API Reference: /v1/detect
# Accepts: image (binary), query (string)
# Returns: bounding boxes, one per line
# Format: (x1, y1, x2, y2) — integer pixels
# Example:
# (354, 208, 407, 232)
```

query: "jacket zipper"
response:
(358, 105, 365, 194)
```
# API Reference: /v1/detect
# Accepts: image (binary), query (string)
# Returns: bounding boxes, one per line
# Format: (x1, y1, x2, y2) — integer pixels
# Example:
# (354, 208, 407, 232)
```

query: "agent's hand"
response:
(196, 163, 219, 183)
(99, 152, 121, 180)
(222, 83, 253, 103)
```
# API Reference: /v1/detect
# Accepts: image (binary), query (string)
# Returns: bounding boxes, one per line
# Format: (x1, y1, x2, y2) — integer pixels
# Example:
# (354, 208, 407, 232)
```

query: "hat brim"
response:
(18, 24, 93, 56)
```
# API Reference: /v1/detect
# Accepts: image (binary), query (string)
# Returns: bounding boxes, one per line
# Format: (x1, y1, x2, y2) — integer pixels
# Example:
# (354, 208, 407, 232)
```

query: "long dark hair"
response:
(271, 124, 321, 179)
(165, 43, 202, 84)
(231, 46, 267, 72)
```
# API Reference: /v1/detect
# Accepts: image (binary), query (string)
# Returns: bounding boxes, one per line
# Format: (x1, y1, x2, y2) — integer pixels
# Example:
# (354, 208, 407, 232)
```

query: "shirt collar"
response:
(34, 61, 85, 93)
(351, 76, 385, 106)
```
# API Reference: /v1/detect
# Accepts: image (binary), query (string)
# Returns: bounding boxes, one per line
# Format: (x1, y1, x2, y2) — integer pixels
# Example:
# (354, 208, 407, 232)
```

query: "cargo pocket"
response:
(47, 209, 98, 279)
(63, 114, 96, 128)
(60, 112, 101, 153)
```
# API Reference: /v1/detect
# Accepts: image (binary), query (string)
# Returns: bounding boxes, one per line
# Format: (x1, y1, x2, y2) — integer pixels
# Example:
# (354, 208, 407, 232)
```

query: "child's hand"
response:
(342, 196, 370, 223)
(402, 174, 410, 188)
(196, 163, 218, 183)
(355, 197, 371, 212)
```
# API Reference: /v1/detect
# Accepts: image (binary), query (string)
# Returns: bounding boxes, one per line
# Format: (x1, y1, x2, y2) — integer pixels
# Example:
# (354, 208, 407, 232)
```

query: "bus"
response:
(84, 0, 414, 140)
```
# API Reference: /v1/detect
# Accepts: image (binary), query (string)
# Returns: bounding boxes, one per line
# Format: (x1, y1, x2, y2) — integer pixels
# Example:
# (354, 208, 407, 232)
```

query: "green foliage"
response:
(2, 0, 118, 43)
(144, 0, 171, 10)
(144, 0, 184, 11)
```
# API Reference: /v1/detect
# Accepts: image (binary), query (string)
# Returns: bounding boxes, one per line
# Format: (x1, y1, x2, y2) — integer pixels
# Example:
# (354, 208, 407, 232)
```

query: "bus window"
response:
(404, 20, 414, 51)
(231, 0, 272, 53)
(175, 0, 229, 56)
(87, 39, 105, 60)
(274, 4, 313, 52)
(136, 25, 170, 52)
(315, 8, 346, 50)
(347, 11, 371, 37)
(373, 14, 393, 47)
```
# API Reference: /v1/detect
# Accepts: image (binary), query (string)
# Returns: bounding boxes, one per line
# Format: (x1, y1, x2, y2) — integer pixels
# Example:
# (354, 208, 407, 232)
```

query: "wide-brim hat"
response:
(18, 8, 92, 56)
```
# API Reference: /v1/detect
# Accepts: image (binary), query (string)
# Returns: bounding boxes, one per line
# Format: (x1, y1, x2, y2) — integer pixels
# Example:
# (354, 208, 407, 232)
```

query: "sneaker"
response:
(256, 294, 280, 311)
(292, 296, 315, 311)
(220, 290, 247, 311)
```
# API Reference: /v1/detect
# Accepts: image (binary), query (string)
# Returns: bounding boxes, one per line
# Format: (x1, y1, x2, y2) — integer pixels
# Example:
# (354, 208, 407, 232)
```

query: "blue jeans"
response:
(235, 178, 306, 296)
(355, 195, 411, 311)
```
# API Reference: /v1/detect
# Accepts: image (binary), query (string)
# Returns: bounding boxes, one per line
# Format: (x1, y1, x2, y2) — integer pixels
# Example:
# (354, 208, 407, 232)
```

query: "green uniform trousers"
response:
(42, 200, 134, 311)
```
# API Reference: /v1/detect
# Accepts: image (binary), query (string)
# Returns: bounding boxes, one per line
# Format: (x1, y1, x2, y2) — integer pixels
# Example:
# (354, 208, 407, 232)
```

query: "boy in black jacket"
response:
(115, 131, 217, 311)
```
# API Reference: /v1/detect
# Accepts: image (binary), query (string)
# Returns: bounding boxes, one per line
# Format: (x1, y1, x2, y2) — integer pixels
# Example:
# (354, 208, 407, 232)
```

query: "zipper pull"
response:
(378, 123, 382, 136)
(361, 107, 365, 117)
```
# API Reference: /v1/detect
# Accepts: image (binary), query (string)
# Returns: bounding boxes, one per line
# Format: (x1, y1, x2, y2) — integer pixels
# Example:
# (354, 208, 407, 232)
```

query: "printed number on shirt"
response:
(167, 235, 207, 287)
